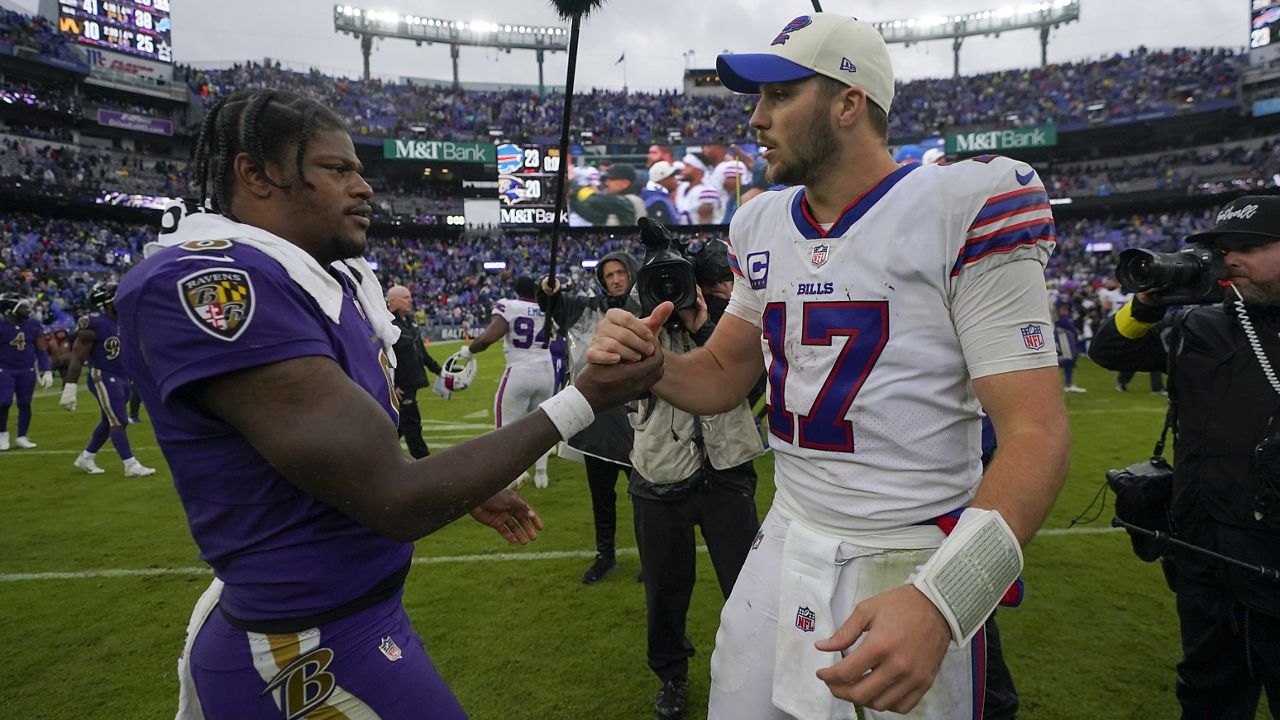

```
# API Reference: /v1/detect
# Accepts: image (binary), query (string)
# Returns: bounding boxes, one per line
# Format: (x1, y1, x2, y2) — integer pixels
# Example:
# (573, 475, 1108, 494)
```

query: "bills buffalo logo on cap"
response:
(1020, 323, 1045, 351)
(177, 268, 255, 342)
(772, 15, 812, 46)
(795, 606, 817, 632)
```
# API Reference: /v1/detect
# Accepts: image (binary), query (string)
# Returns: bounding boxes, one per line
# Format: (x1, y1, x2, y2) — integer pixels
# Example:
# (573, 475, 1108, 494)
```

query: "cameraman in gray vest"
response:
(629, 232, 764, 720)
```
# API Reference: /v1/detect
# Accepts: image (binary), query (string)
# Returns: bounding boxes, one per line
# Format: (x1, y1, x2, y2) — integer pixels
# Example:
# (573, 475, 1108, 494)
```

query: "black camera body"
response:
(1106, 456, 1175, 562)
(1115, 244, 1226, 306)
(635, 217, 699, 318)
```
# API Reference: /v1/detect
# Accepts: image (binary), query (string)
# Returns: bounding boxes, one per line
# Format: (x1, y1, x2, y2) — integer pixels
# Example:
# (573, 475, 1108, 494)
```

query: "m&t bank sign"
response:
(383, 139, 493, 163)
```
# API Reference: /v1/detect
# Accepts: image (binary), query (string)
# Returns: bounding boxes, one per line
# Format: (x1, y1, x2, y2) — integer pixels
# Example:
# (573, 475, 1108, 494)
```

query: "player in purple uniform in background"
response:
(113, 89, 662, 719)
(0, 293, 53, 450)
(59, 283, 156, 477)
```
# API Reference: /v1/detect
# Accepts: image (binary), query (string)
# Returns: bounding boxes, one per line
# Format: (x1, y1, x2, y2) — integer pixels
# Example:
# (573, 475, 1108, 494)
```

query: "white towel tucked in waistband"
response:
(175, 577, 223, 720)
(773, 519, 845, 720)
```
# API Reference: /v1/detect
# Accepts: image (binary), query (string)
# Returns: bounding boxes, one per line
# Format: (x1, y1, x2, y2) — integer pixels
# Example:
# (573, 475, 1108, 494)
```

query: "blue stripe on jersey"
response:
(790, 163, 919, 240)
(970, 187, 1049, 229)
(727, 253, 744, 277)
(951, 219, 1056, 276)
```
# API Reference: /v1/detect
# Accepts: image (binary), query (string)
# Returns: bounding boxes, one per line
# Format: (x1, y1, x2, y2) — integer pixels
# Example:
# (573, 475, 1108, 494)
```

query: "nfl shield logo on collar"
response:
(1020, 323, 1045, 350)
(379, 635, 403, 662)
(795, 606, 816, 632)
(810, 243, 829, 267)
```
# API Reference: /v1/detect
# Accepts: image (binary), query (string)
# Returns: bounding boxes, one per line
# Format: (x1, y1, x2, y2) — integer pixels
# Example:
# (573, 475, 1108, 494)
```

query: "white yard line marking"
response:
(0, 527, 1120, 583)
(0, 446, 161, 456)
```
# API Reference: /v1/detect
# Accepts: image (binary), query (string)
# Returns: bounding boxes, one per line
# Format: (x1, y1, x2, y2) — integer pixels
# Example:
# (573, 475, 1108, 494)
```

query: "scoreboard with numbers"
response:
(1252, 0, 1280, 50)
(58, 0, 172, 64)
(496, 142, 566, 225)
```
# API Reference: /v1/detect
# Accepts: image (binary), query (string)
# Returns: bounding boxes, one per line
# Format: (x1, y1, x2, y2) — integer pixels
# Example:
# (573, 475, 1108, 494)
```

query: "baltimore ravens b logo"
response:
(771, 15, 812, 46)
(177, 268, 255, 341)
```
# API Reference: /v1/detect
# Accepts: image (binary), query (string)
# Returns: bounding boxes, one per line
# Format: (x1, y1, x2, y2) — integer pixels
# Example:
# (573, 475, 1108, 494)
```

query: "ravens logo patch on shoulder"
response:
(177, 268, 255, 341)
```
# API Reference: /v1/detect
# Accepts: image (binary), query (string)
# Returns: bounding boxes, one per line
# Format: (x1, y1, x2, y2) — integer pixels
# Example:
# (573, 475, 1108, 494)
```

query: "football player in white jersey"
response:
(460, 277, 557, 488)
(588, 13, 1069, 720)
(676, 153, 725, 225)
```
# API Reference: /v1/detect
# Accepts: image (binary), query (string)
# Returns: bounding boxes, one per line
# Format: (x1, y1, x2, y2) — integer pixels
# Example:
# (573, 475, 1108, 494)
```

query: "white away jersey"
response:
(676, 180, 724, 225)
(724, 156, 1057, 534)
(494, 298, 553, 370)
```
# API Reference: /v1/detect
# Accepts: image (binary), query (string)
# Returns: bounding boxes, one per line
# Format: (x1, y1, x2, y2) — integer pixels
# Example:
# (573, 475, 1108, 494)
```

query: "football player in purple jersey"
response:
(0, 293, 53, 450)
(114, 89, 663, 719)
(60, 283, 156, 477)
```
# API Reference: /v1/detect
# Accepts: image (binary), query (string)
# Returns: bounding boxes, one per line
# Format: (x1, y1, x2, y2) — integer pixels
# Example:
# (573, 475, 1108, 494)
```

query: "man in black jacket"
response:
(540, 251, 640, 583)
(1090, 195, 1280, 719)
(387, 285, 443, 459)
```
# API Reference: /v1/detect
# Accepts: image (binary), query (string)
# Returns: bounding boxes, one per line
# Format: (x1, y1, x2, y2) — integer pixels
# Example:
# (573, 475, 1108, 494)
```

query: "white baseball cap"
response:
(648, 160, 677, 183)
(717, 13, 895, 115)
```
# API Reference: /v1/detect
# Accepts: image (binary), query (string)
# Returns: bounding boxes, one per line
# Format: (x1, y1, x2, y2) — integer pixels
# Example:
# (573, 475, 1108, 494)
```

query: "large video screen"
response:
(1253, 0, 1280, 49)
(58, 0, 172, 63)
(496, 141, 761, 227)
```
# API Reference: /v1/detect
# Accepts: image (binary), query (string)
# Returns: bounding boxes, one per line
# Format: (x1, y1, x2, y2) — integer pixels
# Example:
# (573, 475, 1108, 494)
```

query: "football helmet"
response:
(87, 282, 119, 311)
(0, 293, 33, 320)
(440, 350, 477, 391)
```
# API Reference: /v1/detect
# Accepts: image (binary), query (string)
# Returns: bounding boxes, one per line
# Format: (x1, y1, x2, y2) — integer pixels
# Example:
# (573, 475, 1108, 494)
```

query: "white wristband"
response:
(538, 386, 595, 440)
(458, 345, 473, 360)
(910, 508, 1023, 646)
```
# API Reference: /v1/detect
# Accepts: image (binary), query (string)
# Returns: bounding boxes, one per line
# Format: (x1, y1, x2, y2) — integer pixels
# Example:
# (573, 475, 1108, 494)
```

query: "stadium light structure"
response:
(333, 5, 569, 91)
(870, 0, 1080, 78)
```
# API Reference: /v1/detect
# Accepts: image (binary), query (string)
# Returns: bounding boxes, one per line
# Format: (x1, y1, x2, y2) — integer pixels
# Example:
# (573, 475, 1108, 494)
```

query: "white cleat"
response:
(0, 432, 8, 451)
(14, 436, 37, 449)
(1065, 385, 1088, 393)
(534, 472, 550, 489)
(74, 455, 106, 475)
(124, 462, 157, 478)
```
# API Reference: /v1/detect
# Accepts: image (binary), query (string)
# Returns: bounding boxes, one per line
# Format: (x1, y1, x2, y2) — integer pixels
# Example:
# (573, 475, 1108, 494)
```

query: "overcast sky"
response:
(14, 0, 1246, 90)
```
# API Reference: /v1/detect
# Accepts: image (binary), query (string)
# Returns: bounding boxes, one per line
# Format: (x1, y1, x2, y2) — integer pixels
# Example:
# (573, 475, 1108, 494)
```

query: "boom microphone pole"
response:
(1111, 517, 1280, 583)
(545, 0, 608, 285)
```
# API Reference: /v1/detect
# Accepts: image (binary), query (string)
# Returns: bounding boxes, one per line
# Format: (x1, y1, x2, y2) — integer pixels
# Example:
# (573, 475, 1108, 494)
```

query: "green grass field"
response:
(0, 346, 1258, 718)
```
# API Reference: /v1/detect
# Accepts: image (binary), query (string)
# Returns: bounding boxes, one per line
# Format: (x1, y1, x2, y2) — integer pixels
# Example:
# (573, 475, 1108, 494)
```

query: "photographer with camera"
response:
(1090, 195, 1280, 718)
(540, 251, 642, 584)
(629, 219, 764, 719)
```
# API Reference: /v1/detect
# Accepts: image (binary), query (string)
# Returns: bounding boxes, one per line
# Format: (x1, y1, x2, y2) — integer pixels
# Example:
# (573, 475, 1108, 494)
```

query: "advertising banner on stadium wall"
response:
(84, 48, 173, 82)
(97, 109, 173, 136)
(946, 125, 1058, 154)
(383, 139, 494, 163)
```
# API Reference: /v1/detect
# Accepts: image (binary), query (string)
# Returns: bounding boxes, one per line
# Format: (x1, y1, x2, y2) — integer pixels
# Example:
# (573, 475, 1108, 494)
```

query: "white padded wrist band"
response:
(539, 386, 595, 440)
(910, 508, 1023, 646)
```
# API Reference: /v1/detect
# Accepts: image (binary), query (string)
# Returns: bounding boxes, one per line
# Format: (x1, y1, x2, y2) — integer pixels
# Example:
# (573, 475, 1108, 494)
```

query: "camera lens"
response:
(655, 273, 680, 300)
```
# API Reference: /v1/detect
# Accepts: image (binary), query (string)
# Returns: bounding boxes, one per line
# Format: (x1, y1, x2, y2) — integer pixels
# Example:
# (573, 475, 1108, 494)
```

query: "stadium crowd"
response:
(180, 48, 1241, 142)
(0, 203, 1221, 336)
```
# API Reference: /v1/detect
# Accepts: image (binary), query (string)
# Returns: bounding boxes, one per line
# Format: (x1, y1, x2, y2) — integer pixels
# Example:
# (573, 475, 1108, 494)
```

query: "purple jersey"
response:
(79, 312, 126, 376)
(116, 241, 410, 624)
(0, 317, 43, 371)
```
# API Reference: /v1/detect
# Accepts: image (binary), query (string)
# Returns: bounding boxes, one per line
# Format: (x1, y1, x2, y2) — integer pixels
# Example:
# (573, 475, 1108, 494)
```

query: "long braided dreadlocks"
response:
(190, 89, 348, 215)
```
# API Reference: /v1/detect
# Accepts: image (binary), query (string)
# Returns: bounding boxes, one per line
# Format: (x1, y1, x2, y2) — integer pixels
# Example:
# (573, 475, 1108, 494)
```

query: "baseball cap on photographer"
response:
(716, 13, 894, 115)
(1187, 195, 1280, 246)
